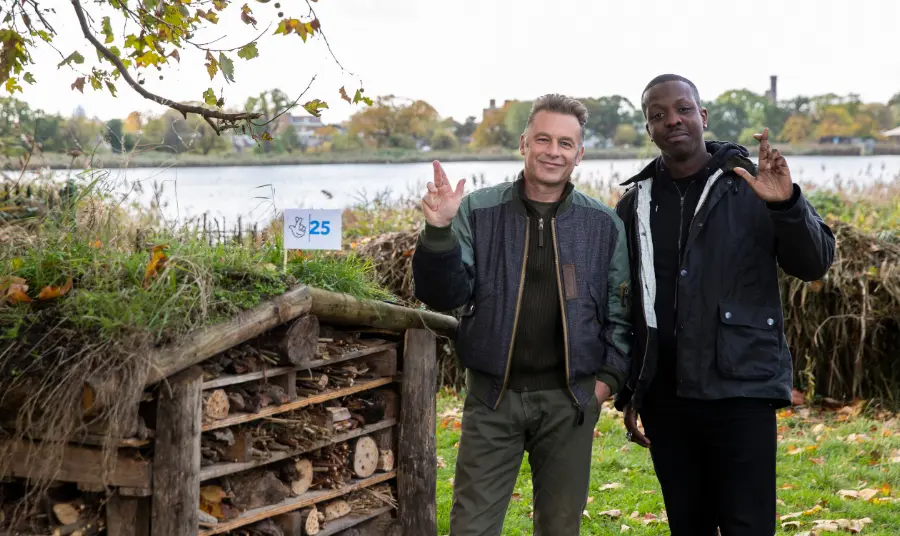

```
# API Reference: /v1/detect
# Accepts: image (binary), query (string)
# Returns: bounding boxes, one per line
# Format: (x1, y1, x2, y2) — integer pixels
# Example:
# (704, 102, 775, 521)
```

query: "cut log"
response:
(274, 511, 304, 536)
(226, 470, 291, 511)
(53, 503, 81, 525)
(351, 436, 379, 478)
(282, 458, 314, 496)
(303, 506, 321, 535)
(307, 287, 457, 335)
(226, 391, 247, 412)
(273, 314, 319, 366)
(377, 449, 395, 472)
(323, 499, 351, 521)
(203, 390, 230, 421)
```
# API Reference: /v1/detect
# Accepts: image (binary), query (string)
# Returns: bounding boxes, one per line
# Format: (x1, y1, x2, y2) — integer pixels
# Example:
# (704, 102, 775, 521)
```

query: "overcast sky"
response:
(20, 0, 900, 125)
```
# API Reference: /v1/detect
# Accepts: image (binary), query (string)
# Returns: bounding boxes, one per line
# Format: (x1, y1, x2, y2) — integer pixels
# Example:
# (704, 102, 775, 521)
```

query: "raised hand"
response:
(422, 160, 465, 228)
(732, 127, 794, 203)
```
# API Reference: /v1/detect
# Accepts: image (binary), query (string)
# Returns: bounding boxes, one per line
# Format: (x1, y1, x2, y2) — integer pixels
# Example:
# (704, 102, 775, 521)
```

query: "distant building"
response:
(882, 126, 900, 141)
(280, 114, 326, 148)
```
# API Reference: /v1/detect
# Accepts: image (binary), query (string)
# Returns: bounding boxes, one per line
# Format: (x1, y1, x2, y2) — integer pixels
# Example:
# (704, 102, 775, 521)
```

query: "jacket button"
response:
(680, 269, 687, 276)
(725, 312, 732, 319)
(767, 318, 775, 326)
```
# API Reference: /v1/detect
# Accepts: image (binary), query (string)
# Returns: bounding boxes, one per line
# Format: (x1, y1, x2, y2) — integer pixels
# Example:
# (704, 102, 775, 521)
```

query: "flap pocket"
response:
(715, 302, 781, 381)
(719, 304, 781, 329)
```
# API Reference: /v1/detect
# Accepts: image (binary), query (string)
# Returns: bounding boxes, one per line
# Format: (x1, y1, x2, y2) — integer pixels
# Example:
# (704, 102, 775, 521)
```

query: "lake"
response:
(49, 155, 900, 228)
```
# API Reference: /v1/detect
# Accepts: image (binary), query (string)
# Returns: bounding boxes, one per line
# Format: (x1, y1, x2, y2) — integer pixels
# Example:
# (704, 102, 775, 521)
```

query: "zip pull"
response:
(538, 217, 544, 247)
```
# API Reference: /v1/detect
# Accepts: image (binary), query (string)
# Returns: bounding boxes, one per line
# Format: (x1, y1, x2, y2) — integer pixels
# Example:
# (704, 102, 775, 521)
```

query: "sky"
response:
(19, 0, 900, 125)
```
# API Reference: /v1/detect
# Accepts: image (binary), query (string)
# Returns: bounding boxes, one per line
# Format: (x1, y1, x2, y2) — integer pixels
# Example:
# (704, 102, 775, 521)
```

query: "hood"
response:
(621, 140, 754, 186)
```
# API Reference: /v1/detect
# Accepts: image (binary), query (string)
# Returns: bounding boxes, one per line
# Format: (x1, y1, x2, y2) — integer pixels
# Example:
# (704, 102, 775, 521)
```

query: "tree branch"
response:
(70, 0, 261, 131)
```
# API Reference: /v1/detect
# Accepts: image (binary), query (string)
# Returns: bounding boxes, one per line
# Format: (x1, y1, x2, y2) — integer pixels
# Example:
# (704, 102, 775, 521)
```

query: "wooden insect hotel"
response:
(0, 285, 456, 536)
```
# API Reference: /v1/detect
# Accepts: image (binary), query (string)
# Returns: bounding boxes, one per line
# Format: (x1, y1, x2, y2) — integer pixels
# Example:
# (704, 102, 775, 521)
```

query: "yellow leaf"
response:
(142, 245, 169, 288)
(38, 277, 73, 300)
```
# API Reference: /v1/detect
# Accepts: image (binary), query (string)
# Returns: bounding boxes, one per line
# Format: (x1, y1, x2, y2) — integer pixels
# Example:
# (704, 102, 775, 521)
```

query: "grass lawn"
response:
(435, 389, 900, 535)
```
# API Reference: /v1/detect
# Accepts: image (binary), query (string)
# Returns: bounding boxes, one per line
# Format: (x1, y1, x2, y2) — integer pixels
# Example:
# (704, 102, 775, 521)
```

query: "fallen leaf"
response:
(598, 509, 621, 518)
(436, 455, 446, 469)
(38, 277, 73, 300)
(620, 525, 631, 532)
(142, 244, 169, 288)
(780, 483, 798, 490)
(813, 423, 826, 435)
(599, 483, 623, 491)
(586, 496, 594, 504)
(511, 493, 522, 501)
(641, 513, 659, 525)
(809, 456, 825, 465)
(782, 521, 803, 530)
(582, 510, 590, 519)
(1, 276, 31, 303)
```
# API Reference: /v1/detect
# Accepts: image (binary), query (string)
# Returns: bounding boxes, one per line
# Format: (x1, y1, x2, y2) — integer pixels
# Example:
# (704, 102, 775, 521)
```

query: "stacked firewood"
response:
(0, 478, 106, 536)
(199, 434, 385, 522)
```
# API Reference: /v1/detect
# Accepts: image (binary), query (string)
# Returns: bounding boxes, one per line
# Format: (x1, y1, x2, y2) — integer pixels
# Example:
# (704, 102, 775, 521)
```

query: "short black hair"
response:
(641, 74, 702, 116)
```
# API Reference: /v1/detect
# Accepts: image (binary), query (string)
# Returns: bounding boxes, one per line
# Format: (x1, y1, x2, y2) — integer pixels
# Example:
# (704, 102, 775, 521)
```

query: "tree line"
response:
(2, 88, 899, 159)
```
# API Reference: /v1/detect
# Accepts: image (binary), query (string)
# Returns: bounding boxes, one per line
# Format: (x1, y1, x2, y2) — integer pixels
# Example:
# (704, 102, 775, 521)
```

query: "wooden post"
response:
(107, 495, 150, 536)
(397, 329, 437, 536)
(152, 367, 203, 536)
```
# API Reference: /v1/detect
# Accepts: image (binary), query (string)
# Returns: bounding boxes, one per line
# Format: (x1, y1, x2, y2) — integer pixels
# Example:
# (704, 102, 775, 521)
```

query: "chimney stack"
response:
(489, 98, 496, 109)
(769, 75, 778, 104)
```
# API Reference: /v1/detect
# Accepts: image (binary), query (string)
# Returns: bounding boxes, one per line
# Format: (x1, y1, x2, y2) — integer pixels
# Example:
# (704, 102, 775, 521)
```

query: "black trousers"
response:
(639, 397, 777, 536)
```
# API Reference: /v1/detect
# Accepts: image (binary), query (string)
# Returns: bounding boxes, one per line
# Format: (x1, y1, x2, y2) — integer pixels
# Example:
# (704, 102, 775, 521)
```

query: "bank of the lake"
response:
(17, 143, 900, 170)
(39, 155, 900, 228)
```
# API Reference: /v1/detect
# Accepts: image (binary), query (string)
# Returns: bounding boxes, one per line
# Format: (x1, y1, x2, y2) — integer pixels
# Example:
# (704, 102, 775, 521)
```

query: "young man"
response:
(411, 94, 632, 536)
(613, 74, 836, 535)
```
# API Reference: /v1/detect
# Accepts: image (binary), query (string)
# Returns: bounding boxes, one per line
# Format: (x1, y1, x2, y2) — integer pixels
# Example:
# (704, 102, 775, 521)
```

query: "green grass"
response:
(435, 390, 900, 535)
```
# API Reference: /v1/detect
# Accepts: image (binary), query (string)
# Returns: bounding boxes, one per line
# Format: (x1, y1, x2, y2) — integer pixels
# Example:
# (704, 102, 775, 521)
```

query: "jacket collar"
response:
(620, 140, 754, 186)
(512, 170, 576, 215)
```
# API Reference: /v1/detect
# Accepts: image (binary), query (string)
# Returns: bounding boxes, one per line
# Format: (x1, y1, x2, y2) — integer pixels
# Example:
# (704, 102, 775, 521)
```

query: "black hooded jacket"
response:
(613, 141, 836, 411)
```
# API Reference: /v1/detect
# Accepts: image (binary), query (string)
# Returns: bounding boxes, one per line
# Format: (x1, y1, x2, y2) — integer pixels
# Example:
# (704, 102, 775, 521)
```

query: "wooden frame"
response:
(0, 286, 451, 536)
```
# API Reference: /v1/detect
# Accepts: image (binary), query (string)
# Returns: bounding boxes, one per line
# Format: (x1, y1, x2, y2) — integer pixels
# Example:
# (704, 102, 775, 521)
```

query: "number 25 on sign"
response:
(283, 208, 342, 252)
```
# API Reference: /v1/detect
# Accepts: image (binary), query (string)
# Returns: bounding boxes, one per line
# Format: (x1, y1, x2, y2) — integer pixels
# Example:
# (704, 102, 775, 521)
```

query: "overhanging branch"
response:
(70, 0, 262, 134)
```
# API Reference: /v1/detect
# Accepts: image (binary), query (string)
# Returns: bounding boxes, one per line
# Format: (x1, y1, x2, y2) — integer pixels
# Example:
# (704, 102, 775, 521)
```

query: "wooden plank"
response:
(200, 419, 396, 481)
(302, 343, 398, 372)
(316, 506, 394, 536)
(201, 343, 398, 390)
(151, 367, 203, 536)
(0, 439, 150, 489)
(107, 495, 150, 536)
(197, 472, 397, 536)
(202, 365, 294, 390)
(202, 377, 393, 432)
(398, 329, 437, 536)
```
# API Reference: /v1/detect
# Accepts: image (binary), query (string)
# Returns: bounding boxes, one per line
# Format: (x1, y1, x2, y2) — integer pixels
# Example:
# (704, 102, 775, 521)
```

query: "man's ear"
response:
(701, 106, 708, 129)
(575, 145, 585, 165)
(519, 133, 526, 155)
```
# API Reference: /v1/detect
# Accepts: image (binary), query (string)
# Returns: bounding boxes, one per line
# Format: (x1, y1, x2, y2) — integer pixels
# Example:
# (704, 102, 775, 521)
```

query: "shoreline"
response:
(11, 144, 900, 171)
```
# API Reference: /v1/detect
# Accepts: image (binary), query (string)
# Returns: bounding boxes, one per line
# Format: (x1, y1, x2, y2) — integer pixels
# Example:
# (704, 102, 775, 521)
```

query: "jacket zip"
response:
(551, 218, 580, 419)
(538, 217, 544, 247)
(494, 215, 530, 410)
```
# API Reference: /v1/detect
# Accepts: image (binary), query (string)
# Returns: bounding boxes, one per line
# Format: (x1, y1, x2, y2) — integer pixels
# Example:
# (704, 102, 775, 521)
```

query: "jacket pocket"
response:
(460, 279, 494, 318)
(715, 302, 781, 380)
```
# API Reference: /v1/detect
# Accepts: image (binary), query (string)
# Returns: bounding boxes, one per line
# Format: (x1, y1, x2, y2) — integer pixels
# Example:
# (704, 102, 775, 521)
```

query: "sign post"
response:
(282, 208, 343, 270)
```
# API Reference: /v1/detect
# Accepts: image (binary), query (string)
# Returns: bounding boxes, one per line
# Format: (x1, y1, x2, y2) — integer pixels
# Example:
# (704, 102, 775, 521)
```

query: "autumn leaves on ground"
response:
(434, 390, 900, 536)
